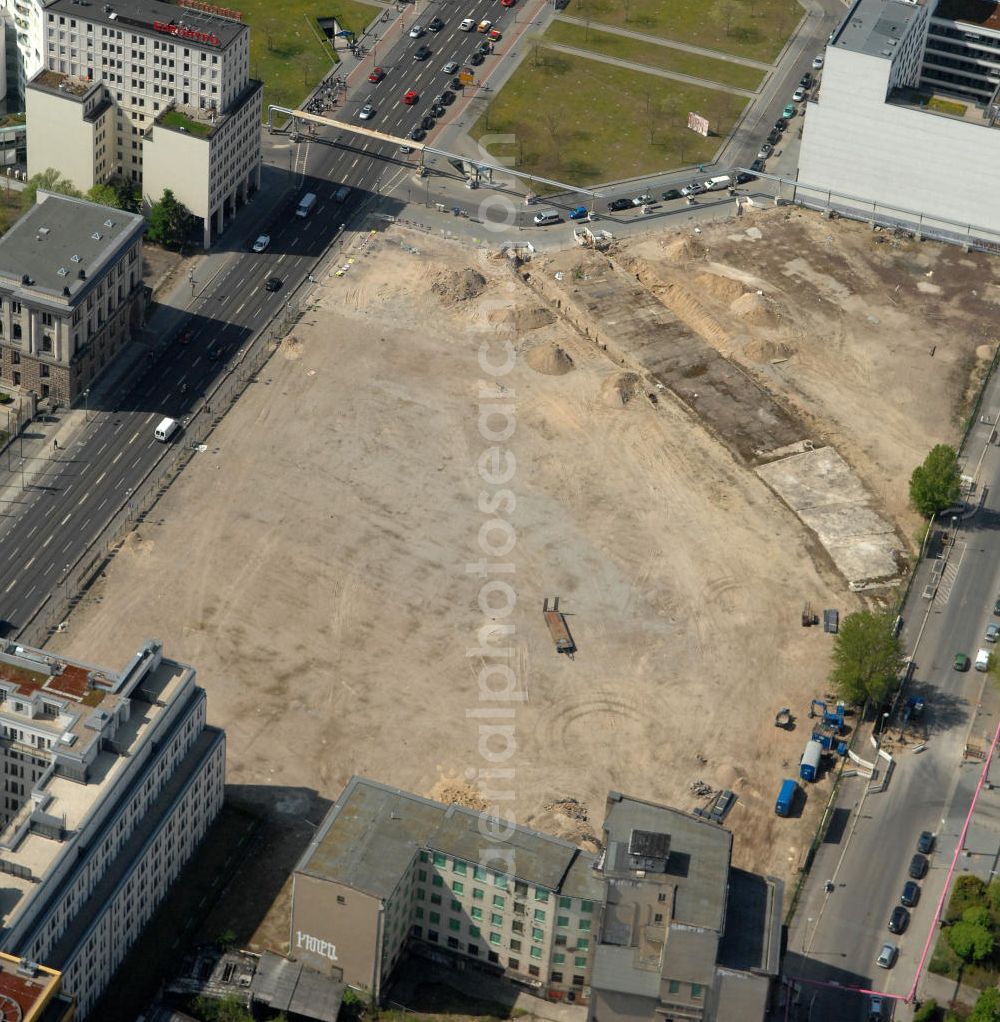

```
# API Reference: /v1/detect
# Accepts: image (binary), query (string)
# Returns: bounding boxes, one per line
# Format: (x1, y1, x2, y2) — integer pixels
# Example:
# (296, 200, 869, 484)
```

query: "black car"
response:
(766, 128, 781, 145)
(750, 157, 766, 172)
(265, 277, 283, 293)
(901, 881, 920, 907)
(909, 853, 928, 879)
(917, 830, 935, 854)
(888, 905, 910, 934)
(440, 90, 456, 104)
(800, 72, 813, 88)
(421, 115, 435, 130)
(774, 117, 787, 131)
(431, 103, 446, 117)
(735, 171, 756, 184)
(662, 188, 682, 201)
(477, 40, 491, 55)
(607, 198, 632, 212)
(409, 127, 427, 141)
(428, 15, 444, 31)
(208, 346, 223, 361)
(469, 51, 485, 65)
(450, 76, 463, 90)
(414, 45, 432, 60)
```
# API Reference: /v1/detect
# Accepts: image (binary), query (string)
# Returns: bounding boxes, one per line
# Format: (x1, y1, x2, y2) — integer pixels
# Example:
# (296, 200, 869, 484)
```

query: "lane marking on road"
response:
(95, 471, 107, 487)
(934, 542, 966, 606)
(112, 451, 123, 464)
(78, 490, 91, 505)
(98, 497, 108, 510)
(43, 563, 53, 575)
(25, 525, 36, 537)
(42, 534, 52, 548)
(60, 513, 71, 525)
(235, 301, 248, 315)
(276, 255, 287, 265)
(24, 585, 34, 599)
(97, 442, 108, 454)
(3, 581, 13, 593)
(130, 457, 142, 469)
(128, 431, 140, 444)
(23, 557, 34, 571)
(61, 540, 73, 554)
(43, 505, 53, 517)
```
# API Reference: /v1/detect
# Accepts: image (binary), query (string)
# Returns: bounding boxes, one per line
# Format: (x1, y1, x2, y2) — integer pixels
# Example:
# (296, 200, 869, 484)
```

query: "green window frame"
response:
(451, 899, 462, 912)
(416, 888, 426, 901)
(668, 980, 679, 994)
(471, 907, 483, 921)
(535, 889, 549, 902)
(494, 874, 508, 890)
(470, 925, 481, 938)
(559, 896, 572, 909)
(453, 859, 467, 875)
(432, 875, 444, 888)
(449, 919, 461, 932)
(580, 900, 593, 913)
(491, 913, 503, 926)
(577, 938, 589, 950)
(534, 909, 546, 921)
(493, 895, 505, 909)
(490, 932, 501, 946)
(474, 865, 487, 881)
(557, 915, 569, 928)
(553, 953, 565, 965)
(429, 911, 441, 924)
(692, 984, 703, 999)
(530, 946, 542, 960)
(418, 870, 427, 882)
(433, 852, 446, 867)
(579, 919, 591, 931)
(473, 888, 484, 900)
(452, 882, 464, 896)
(430, 893, 442, 906)
(415, 907, 424, 920)
(532, 927, 544, 941)
(575, 956, 587, 968)
(419, 851, 428, 863)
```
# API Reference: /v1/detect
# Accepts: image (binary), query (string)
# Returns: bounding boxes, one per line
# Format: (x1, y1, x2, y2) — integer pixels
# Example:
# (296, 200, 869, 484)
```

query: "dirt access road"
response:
(50, 207, 999, 951)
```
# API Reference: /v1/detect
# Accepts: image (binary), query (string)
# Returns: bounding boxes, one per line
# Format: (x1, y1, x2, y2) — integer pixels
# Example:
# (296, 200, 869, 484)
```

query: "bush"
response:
(971, 987, 1000, 1022)
(913, 1000, 939, 1022)
(949, 875, 988, 921)
(947, 919, 994, 963)
(965, 905, 993, 929)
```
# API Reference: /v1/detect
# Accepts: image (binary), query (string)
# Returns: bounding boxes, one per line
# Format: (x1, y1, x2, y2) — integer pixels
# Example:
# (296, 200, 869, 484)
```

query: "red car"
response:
(368, 66, 385, 83)
(487, 28, 502, 41)
(501, 0, 516, 6)
(402, 89, 419, 105)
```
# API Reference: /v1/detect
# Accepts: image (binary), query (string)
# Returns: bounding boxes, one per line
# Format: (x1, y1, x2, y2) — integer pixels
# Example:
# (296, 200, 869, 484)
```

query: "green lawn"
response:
(544, 20, 764, 91)
(568, 0, 806, 63)
(240, 0, 380, 116)
(159, 109, 213, 136)
(472, 48, 745, 186)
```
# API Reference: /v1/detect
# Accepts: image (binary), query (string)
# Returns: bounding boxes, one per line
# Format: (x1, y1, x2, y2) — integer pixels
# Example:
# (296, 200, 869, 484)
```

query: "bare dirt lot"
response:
(50, 207, 1000, 951)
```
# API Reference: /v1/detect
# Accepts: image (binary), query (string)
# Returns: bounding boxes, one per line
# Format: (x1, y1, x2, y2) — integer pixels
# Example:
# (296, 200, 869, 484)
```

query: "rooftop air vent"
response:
(57, 267, 67, 276)
(91, 232, 102, 241)
(62, 286, 70, 296)
(77, 269, 86, 280)
(36, 227, 49, 236)
(103, 218, 115, 228)
(20, 274, 30, 286)
(70, 253, 81, 262)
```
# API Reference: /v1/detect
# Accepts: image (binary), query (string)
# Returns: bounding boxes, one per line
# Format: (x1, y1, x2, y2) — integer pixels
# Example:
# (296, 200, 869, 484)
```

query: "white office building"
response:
(797, 0, 1000, 247)
(26, 0, 262, 248)
(0, 638, 225, 1018)
(0, 0, 35, 106)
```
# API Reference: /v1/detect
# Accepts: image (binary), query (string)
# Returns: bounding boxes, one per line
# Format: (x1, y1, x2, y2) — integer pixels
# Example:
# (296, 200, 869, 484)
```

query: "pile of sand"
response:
(280, 335, 304, 361)
(526, 799, 603, 852)
(431, 268, 488, 303)
(661, 236, 704, 263)
(743, 339, 794, 363)
(730, 291, 775, 323)
(525, 341, 575, 375)
(600, 372, 643, 407)
(489, 306, 556, 333)
(428, 778, 489, 811)
(695, 272, 746, 304)
(977, 343, 995, 361)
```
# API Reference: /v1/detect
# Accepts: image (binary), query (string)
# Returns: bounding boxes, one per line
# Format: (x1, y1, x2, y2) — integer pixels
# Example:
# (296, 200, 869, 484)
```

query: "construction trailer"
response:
(542, 597, 576, 657)
(800, 740, 823, 782)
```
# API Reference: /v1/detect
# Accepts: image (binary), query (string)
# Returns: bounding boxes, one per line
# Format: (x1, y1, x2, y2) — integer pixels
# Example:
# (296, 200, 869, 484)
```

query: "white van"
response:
(154, 416, 180, 443)
(703, 175, 732, 191)
(976, 648, 991, 672)
(296, 192, 317, 218)
(533, 210, 560, 226)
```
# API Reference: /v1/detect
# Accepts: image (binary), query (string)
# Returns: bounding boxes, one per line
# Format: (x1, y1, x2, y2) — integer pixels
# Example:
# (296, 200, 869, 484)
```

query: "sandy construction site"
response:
(51, 206, 1000, 950)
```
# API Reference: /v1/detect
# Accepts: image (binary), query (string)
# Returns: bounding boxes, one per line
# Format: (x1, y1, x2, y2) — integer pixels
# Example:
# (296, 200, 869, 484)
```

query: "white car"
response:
(251, 234, 270, 252)
(812, 54, 824, 69)
(876, 941, 897, 969)
(459, 17, 475, 30)
(442, 61, 459, 74)
(868, 995, 882, 1021)
(409, 24, 423, 37)
(793, 86, 806, 102)
(358, 103, 375, 120)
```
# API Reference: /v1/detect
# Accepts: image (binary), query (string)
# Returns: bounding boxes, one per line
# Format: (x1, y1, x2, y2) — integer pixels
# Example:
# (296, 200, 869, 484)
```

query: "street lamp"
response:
(83, 388, 90, 423)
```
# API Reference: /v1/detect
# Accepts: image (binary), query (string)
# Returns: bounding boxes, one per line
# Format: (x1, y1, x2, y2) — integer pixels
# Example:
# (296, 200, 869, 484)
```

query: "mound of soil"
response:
(977, 343, 995, 361)
(489, 306, 556, 333)
(431, 268, 487, 303)
(427, 778, 488, 811)
(601, 372, 643, 407)
(661, 236, 704, 263)
(695, 272, 745, 303)
(743, 339, 794, 363)
(730, 292, 775, 322)
(526, 341, 574, 375)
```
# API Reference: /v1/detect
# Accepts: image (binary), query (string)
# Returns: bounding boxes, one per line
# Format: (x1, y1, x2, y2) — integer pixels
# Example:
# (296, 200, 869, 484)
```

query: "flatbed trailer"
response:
(543, 597, 576, 657)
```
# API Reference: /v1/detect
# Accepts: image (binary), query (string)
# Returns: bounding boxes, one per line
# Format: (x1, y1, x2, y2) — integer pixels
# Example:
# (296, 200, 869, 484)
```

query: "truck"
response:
(800, 740, 823, 782)
(775, 778, 798, 816)
(295, 192, 317, 218)
(153, 416, 180, 442)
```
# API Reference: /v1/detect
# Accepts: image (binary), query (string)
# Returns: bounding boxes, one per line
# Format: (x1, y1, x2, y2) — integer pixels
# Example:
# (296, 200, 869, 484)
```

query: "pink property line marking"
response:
(785, 974, 905, 1001)
(909, 715, 1000, 1002)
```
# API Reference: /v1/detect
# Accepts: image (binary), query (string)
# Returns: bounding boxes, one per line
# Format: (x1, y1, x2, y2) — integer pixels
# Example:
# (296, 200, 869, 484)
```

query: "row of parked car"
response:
(875, 830, 934, 972)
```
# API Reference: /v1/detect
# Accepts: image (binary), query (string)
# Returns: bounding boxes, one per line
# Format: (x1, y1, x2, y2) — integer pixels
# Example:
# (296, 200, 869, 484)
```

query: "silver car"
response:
(986, 623, 999, 643)
(876, 941, 897, 968)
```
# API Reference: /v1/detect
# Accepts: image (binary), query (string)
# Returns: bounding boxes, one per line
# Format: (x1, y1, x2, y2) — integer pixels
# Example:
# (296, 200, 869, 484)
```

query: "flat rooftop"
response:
(933, 0, 1000, 30)
(297, 777, 600, 900)
(0, 954, 65, 1018)
(44, 0, 246, 51)
(0, 192, 144, 304)
(835, 0, 925, 57)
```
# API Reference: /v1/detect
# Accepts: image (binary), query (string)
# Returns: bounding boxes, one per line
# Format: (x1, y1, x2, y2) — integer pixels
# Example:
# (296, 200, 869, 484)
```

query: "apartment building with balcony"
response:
(797, 0, 1000, 240)
(0, 638, 225, 1019)
(0, 189, 144, 404)
(26, 0, 262, 248)
(290, 778, 605, 1006)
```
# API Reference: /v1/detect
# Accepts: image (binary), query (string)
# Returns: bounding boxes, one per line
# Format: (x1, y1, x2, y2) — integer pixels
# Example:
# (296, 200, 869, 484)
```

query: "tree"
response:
(971, 987, 1000, 1022)
(947, 918, 994, 963)
(261, 16, 280, 53)
(85, 183, 122, 209)
(22, 168, 81, 208)
(146, 188, 192, 249)
(710, 0, 736, 36)
(910, 444, 961, 518)
(829, 610, 904, 707)
(912, 1000, 940, 1022)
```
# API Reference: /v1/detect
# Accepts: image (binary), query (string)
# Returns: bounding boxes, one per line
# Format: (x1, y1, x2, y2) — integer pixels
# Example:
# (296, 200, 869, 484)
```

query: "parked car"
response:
(868, 995, 883, 1021)
(398, 144, 413, 154)
(469, 51, 485, 65)
(252, 234, 270, 252)
(662, 188, 682, 200)
(568, 206, 589, 220)
(440, 90, 456, 104)
(901, 880, 920, 907)
(501, 0, 517, 6)
(265, 277, 283, 292)
(459, 17, 476, 30)
(414, 45, 432, 60)
(774, 117, 787, 131)
(681, 181, 705, 196)
(488, 28, 502, 41)
(783, 103, 796, 118)
(431, 103, 446, 117)
(800, 72, 813, 88)
(409, 126, 427, 141)
(876, 942, 897, 969)
(402, 89, 419, 105)
(477, 19, 492, 33)
(358, 103, 375, 120)
(442, 61, 459, 74)
(993, 595, 1000, 614)
(812, 54, 824, 69)
(750, 157, 766, 172)
(793, 86, 807, 102)
(888, 905, 909, 934)
(607, 198, 632, 211)
(918, 830, 935, 854)
(477, 40, 491, 54)
(909, 853, 928, 879)
(756, 142, 773, 160)
(409, 24, 424, 38)
(421, 115, 435, 130)
(631, 193, 653, 206)
(767, 128, 781, 145)
(368, 66, 386, 83)
(735, 171, 755, 184)
(450, 76, 463, 90)
(428, 16, 445, 31)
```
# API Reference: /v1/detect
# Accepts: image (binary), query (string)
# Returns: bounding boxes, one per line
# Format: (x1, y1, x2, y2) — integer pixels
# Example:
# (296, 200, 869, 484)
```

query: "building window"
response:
(535, 889, 549, 902)
(12, 324, 20, 340)
(451, 900, 462, 912)
(493, 895, 505, 909)
(429, 912, 440, 925)
(668, 980, 680, 994)
(579, 919, 591, 930)
(553, 953, 565, 965)
(12, 373, 19, 386)
(557, 916, 569, 928)
(433, 852, 446, 867)
(494, 874, 508, 889)
(432, 876, 444, 888)
(453, 859, 467, 875)
(512, 921, 523, 935)
(510, 939, 521, 952)
(473, 889, 484, 901)
(657, 892, 666, 903)
(559, 896, 572, 909)
(41, 336, 52, 353)
(653, 914, 662, 924)
(532, 928, 543, 941)
(474, 866, 487, 881)
(471, 907, 483, 921)
(449, 919, 461, 932)
(574, 956, 587, 968)
(419, 851, 428, 863)
(452, 883, 463, 897)
(528, 965, 540, 977)
(491, 913, 503, 926)
(581, 900, 593, 912)
(488, 952, 499, 964)
(692, 985, 703, 999)
(489, 932, 501, 946)
(416, 888, 425, 901)
(418, 870, 426, 882)
(551, 971, 563, 983)
(534, 909, 546, 921)
(415, 908, 424, 920)
(430, 894, 442, 906)
(515, 881, 528, 897)
(572, 975, 584, 986)
(577, 938, 589, 951)
(428, 930, 438, 943)
(469, 925, 480, 938)
(40, 365, 50, 378)
(468, 943, 479, 956)
(555, 935, 567, 946)
(530, 946, 542, 960)
(509, 957, 519, 971)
